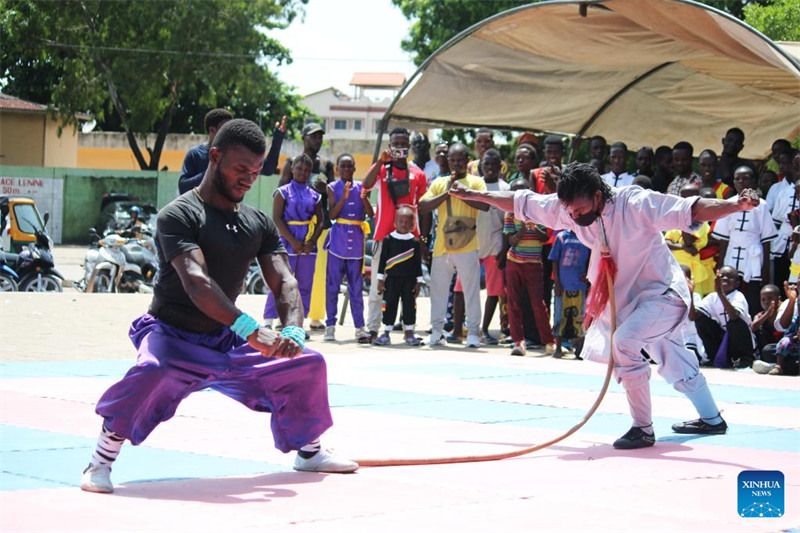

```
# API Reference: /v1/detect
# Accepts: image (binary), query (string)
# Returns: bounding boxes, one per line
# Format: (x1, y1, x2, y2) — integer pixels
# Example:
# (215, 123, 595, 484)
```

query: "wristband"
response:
(230, 313, 259, 340)
(280, 325, 306, 350)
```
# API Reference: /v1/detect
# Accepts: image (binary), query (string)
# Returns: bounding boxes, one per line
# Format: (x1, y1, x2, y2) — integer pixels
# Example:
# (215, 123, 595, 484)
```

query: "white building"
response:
(301, 73, 406, 141)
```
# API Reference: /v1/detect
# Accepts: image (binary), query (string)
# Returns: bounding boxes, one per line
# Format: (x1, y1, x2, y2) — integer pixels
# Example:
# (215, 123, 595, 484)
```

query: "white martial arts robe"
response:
(711, 197, 777, 282)
(683, 293, 708, 364)
(766, 177, 792, 213)
(771, 187, 798, 258)
(514, 186, 705, 392)
(601, 171, 634, 188)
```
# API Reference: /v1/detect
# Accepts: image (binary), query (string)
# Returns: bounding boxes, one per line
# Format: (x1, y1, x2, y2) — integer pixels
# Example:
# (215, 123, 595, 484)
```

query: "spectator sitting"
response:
(632, 175, 653, 190)
(762, 281, 800, 376)
(549, 228, 590, 359)
(750, 285, 783, 371)
(690, 266, 756, 369)
(681, 265, 708, 365)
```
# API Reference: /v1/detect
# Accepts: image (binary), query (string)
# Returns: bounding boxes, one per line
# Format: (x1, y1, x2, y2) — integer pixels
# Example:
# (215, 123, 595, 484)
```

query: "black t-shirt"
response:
(149, 192, 285, 332)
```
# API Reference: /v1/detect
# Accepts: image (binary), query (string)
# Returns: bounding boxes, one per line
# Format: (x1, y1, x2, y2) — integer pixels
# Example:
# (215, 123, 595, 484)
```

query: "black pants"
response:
(695, 313, 754, 367)
(741, 280, 762, 320)
(774, 249, 790, 298)
(383, 276, 417, 327)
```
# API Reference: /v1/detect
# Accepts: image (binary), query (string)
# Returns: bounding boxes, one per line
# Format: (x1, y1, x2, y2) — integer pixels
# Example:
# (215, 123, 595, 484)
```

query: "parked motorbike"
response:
(76, 229, 152, 293)
(0, 257, 19, 291)
(117, 225, 159, 286)
(0, 229, 64, 292)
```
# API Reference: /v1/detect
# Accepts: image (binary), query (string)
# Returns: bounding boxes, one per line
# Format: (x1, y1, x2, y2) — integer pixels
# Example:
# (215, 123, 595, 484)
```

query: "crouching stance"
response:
(82, 120, 357, 494)
(450, 162, 761, 449)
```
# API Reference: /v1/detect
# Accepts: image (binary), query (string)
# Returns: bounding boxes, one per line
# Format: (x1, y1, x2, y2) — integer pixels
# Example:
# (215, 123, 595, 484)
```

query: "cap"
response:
(301, 123, 325, 137)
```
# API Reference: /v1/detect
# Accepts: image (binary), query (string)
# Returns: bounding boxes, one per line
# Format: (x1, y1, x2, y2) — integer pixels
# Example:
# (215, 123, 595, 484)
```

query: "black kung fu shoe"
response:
(671, 417, 728, 435)
(613, 427, 656, 449)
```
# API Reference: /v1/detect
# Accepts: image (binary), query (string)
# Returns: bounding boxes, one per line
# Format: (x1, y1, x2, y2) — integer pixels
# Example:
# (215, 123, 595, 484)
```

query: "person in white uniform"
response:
(449, 162, 761, 449)
(712, 166, 777, 316)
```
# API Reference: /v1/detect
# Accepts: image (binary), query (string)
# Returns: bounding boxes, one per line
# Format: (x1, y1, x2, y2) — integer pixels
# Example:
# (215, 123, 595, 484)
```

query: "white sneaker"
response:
(293, 449, 359, 473)
(752, 360, 776, 374)
(324, 326, 336, 342)
(428, 331, 446, 347)
(466, 334, 480, 348)
(81, 464, 113, 493)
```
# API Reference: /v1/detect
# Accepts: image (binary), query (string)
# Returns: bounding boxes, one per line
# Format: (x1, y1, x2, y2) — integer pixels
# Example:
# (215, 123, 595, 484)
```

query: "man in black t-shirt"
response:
(81, 119, 357, 495)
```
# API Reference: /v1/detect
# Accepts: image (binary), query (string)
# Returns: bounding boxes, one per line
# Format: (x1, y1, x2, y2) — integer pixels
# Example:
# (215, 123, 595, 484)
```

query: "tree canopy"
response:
(743, 0, 800, 41)
(0, 0, 308, 170)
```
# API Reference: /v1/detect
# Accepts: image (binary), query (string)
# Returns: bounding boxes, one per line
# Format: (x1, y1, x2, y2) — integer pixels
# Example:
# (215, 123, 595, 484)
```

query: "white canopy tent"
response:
(379, 0, 800, 160)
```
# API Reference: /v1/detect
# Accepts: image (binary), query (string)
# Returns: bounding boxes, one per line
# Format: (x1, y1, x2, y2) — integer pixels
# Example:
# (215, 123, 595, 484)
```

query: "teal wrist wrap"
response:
(230, 313, 259, 340)
(280, 325, 306, 350)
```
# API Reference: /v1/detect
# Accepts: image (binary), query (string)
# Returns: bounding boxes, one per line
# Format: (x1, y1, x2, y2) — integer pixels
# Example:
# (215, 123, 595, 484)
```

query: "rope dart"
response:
(355, 218, 618, 467)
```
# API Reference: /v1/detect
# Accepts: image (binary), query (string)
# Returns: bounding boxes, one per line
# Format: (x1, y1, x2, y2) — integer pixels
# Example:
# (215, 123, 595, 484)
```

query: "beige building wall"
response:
(0, 113, 46, 166)
(43, 116, 78, 167)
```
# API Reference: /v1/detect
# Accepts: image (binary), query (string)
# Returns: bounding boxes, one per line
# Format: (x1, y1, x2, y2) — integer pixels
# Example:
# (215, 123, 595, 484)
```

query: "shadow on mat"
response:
(114, 471, 328, 503)
(549, 441, 760, 470)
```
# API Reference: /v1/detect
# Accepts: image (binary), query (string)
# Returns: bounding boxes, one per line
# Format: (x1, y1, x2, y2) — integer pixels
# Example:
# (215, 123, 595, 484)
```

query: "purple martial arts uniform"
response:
(264, 180, 320, 319)
(95, 191, 333, 452)
(324, 179, 367, 328)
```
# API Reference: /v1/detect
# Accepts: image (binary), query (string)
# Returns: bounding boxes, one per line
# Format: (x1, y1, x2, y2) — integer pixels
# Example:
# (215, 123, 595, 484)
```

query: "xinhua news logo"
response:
(738, 470, 784, 518)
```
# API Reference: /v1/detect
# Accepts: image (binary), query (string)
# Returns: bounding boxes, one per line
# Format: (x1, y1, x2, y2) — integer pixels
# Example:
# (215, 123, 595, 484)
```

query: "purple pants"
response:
(96, 314, 333, 452)
(325, 254, 365, 328)
(264, 254, 316, 320)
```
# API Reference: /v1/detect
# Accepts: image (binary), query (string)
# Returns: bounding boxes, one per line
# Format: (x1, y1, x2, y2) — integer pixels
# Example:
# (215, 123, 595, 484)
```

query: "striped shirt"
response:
(503, 212, 547, 264)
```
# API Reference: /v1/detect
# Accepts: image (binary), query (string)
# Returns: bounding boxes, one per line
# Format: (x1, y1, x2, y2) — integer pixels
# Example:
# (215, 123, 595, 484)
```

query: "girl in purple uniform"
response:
(264, 154, 324, 328)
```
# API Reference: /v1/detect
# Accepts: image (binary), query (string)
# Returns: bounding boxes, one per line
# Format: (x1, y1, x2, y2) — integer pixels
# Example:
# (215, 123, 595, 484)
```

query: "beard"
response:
(213, 166, 245, 204)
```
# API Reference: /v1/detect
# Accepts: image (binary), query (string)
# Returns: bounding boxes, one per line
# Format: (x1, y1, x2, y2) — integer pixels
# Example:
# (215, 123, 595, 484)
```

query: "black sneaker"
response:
(613, 427, 656, 449)
(671, 417, 728, 434)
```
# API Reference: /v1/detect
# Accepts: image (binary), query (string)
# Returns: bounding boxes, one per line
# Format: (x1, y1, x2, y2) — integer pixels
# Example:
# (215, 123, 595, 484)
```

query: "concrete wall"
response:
(0, 165, 281, 245)
(43, 117, 79, 168)
(0, 114, 46, 166)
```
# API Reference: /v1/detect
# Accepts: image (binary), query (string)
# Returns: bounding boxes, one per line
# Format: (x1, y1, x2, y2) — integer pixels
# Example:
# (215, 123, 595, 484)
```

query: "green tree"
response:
(0, 0, 307, 170)
(743, 0, 800, 41)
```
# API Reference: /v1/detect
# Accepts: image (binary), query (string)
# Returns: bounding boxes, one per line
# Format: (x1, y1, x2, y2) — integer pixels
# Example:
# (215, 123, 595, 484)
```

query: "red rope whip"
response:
(355, 219, 617, 467)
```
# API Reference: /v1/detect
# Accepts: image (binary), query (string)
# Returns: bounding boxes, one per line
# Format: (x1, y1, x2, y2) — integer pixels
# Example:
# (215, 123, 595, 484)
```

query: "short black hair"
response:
(772, 139, 792, 152)
(389, 127, 410, 138)
(336, 152, 354, 164)
(211, 118, 265, 155)
(734, 165, 755, 179)
(637, 146, 654, 155)
(293, 153, 313, 167)
(556, 162, 612, 204)
(655, 145, 672, 159)
(590, 135, 606, 145)
(673, 141, 694, 156)
(204, 108, 233, 132)
(632, 175, 653, 189)
(449, 142, 469, 156)
(483, 148, 501, 160)
(544, 135, 564, 148)
(610, 142, 628, 152)
(476, 127, 492, 136)
(726, 127, 745, 139)
(699, 149, 717, 159)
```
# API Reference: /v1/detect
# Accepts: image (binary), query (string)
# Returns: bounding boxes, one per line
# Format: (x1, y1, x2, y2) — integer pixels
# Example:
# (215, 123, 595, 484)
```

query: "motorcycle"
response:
(77, 229, 152, 293)
(117, 225, 159, 286)
(0, 229, 64, 292)
(0, 257, 19, 291)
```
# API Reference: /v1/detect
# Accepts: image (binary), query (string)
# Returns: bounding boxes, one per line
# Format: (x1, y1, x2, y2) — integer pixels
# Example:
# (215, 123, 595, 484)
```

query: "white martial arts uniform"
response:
(766, 177, 793, 213)
(514, 185, 722, 429)
(711, 197, 777, 282)
(771, 187, 798, 259)
(601, 171, 634, 188)
(684, 293, 708, 364)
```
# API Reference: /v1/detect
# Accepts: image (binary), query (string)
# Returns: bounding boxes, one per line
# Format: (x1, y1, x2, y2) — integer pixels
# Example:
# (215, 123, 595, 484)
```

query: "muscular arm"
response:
(691, 189, 759, 222)
(260, 252, 304, 328)
(170, 248, 242, 326)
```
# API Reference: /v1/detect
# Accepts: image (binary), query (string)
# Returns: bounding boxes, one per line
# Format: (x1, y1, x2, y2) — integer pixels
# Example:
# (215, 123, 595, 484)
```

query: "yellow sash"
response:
(334, 218, 372, 237)
(287, 216, 317, 242)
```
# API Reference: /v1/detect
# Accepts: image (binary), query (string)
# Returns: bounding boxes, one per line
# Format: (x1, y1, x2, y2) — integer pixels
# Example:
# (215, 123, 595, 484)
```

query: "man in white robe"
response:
(449, 162, 761, 449)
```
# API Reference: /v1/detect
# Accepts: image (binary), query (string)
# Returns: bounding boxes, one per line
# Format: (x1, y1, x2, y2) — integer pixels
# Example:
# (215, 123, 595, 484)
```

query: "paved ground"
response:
(2, 252, 799, 532)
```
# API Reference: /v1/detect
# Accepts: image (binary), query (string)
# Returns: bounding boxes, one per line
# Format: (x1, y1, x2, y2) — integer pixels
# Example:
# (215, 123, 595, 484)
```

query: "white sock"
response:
(264, 319, 274, 328)
(684, 385, 723, 425)
(625, 382, 654, 434)
(90, 424, 124, 468)
(384, 325, 393, 334)
(404, 325, 415, 332)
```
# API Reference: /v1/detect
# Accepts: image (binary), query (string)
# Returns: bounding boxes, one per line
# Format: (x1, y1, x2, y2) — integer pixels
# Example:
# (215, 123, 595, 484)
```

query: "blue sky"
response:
(271, 0, 417, 97)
